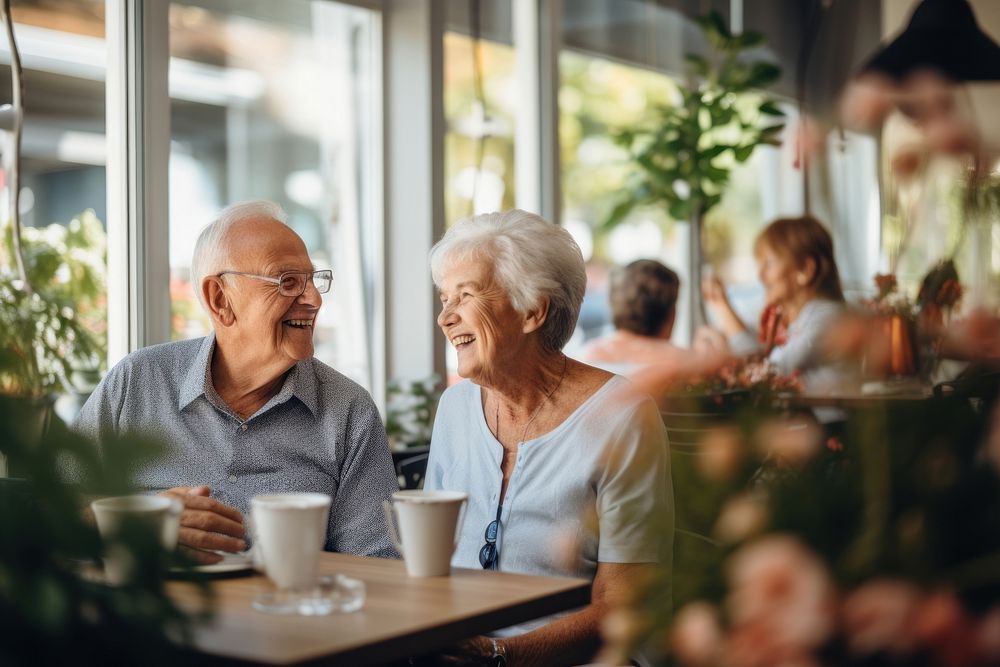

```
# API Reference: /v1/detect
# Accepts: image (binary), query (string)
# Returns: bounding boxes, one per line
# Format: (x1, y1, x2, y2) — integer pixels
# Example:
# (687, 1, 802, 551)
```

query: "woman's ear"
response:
(203, 276, 235, 327)
(798, 257, 818, 286)
(522, 297, 550, 335)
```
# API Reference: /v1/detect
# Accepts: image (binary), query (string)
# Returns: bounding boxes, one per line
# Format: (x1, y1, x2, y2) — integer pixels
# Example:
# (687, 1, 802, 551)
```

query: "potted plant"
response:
(1, 214, 105, 475)
(605, 11, 785, 333)
(0, 398, 212, 665)
(0, 0, 104, 473)
(385, 375, 442, 452)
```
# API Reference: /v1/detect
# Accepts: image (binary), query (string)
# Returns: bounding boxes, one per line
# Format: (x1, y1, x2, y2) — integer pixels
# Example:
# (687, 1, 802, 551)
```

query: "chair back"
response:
(396, 452, 430, 490)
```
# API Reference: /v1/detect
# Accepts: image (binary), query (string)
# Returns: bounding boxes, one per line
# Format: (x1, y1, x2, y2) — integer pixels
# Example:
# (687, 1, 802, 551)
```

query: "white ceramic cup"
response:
(383, 490, 468, 577)
(250, 492, 331, 590)
(91, 494, 182, 585)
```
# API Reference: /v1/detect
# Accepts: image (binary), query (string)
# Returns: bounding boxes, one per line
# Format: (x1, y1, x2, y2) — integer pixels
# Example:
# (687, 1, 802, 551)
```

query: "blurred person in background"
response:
(698, 215, 855, 394)
(581, 259, 687, 377)
(423, 209, 671, 666)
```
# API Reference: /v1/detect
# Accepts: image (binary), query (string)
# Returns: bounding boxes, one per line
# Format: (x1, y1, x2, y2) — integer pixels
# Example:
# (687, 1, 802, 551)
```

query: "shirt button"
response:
(228, 474, 237, 482)
(240, 424, 248, 432)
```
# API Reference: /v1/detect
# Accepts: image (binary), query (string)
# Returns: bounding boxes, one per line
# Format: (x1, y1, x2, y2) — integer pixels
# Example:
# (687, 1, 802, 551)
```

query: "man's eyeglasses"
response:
(479, 505, 502, 570)
(217, 270, 333, 297)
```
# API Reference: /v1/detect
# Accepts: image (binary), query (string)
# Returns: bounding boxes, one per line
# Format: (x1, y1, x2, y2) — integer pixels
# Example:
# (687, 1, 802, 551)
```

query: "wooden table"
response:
(168, 552, 590, 665)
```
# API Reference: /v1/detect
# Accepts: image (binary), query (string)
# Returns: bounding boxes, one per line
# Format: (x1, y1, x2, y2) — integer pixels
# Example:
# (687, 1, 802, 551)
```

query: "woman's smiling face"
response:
(436, 257, 526, 385)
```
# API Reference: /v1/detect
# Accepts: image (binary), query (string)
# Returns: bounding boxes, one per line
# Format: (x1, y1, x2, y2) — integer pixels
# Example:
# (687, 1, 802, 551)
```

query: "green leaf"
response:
(703, 165, 730, 182)
(746, 62, 782, 88)
(758, 100, 785, 116)
(733, 31, 765, 50)
(685, 54, 710, 78)
(699, 144, 731, 160)
(734, 145, 755, 162)
(669, 198, 692, 221)
(602, 198, 638, 232)
(697, 11, 731, 43)
(760, 123, 786, 140)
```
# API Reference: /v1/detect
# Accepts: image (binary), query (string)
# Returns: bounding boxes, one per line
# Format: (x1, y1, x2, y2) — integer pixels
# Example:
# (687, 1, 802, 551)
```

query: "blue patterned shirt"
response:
(75, 334, 398, 558)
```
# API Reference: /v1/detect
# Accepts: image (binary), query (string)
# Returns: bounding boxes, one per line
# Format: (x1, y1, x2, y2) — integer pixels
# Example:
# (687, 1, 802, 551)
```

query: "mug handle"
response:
(382, 500, 404, 556)
(454, 498, 468, 550)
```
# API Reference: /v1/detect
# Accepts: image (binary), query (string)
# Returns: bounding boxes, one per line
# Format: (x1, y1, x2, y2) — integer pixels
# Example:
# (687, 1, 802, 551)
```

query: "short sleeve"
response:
(596, 396, 673, 563)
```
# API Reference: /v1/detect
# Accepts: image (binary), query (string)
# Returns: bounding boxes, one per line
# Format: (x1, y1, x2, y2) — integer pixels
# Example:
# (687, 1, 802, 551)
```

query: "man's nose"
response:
(298, 277, 323, 306)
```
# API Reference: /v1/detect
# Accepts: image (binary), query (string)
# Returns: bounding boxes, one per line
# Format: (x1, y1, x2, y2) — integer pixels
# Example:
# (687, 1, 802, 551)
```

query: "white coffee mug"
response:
(250, 492, 331, 590)
(383, 490, 468, 577)
(91, 494, 182, 585)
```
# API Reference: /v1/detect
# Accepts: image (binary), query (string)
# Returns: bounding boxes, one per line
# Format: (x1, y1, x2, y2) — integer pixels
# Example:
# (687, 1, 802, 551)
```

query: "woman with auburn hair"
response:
(700, 215, 852, 393)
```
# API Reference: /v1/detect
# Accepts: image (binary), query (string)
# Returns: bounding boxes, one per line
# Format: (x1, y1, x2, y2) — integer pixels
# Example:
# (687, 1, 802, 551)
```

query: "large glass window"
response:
(443, 31, 516, 226)
(168, 0, 381, 389)
(0, 0, 109, 392)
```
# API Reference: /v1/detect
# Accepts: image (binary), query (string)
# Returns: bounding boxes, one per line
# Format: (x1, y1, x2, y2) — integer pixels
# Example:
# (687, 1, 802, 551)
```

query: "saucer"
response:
(173, 550, 255, 575)
(252, 574, 366, 615)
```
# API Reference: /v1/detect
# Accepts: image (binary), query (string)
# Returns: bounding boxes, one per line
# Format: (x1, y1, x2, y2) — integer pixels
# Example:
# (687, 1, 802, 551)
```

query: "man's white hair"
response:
(191, 199, 288, 306)
(429, 209, 586, 353)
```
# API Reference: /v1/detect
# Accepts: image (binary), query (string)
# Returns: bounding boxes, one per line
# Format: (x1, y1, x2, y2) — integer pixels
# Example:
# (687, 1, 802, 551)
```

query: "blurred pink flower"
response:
(912, 590, 980, 667)
(890, 145, 925, 181)
(839, 74, 896, 131)
(841, 579, 920, 656)
(978, 606, 1000, 662)
(671, 602, 722, 666)
(724, 620, 822, 667)
(922, 115, 977, 156)
(698, 426, 746, 482)
(756, 416, 823, 465)
(714, 492, 768, 545)
(549, 529, 583, 572)
(726, 535, 836, 652)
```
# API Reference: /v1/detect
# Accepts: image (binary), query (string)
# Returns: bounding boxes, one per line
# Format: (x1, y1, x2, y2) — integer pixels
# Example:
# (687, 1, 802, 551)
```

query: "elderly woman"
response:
(701, 215, 853, 393)
(582, 259, 685, 376)
(423, 210, 671, 666)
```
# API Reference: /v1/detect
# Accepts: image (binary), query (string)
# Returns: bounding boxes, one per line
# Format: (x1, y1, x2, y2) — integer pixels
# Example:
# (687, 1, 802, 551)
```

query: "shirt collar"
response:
(177, 332, 320, 418)
(178, 334, 217, 411)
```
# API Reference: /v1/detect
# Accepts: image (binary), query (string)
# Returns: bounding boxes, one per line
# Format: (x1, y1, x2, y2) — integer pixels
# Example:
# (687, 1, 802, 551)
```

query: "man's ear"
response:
(203, 277, 235, 327)
(522, 297, 550, 335)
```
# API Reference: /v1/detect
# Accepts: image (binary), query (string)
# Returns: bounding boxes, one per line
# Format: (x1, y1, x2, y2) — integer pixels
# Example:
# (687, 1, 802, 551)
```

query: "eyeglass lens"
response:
(278, 271, 333, 296)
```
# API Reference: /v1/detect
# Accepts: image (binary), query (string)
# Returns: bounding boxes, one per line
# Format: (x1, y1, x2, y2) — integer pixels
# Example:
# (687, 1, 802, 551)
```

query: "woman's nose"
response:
(437, 301, 456, 328)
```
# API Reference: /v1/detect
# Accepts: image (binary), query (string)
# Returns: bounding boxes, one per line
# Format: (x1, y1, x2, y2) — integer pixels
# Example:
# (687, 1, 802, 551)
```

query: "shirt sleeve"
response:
(729, 330, 762, 356)
(768, 301, 839, 376)
(73, 358, 132, 452)
(328, 395, 400, 558)
(596, 395, 673, 564)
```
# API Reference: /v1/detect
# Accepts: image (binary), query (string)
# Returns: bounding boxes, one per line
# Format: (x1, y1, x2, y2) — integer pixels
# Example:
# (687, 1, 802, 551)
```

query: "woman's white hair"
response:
(190, 200, 288, 306)
(430, 209, 586, 353)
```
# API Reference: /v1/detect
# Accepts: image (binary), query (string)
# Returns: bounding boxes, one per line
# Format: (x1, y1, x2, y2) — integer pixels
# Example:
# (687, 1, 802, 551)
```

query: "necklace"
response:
(493, 355, 568, 444)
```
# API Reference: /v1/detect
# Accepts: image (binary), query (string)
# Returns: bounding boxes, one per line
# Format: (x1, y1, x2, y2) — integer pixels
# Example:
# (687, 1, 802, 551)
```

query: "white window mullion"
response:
(514, 0, 561, 223)
(106, 0, 170, 365)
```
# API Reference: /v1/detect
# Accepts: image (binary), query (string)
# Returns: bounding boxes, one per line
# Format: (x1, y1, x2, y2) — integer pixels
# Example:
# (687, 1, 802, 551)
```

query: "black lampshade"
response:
(862, 0, 1000, 82)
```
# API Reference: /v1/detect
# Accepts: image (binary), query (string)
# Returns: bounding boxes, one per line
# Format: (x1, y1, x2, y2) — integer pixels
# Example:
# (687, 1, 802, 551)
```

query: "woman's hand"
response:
(411, 636, 495, 666)
(701, 276, 747, 336)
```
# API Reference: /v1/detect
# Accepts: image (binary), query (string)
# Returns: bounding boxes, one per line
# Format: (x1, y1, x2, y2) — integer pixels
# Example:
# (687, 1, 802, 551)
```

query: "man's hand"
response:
(160, 486, 246, 564)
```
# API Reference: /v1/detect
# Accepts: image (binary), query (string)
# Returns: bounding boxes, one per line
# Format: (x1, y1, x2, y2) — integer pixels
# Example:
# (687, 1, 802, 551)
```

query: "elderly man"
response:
(76, 200, 397, 561)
